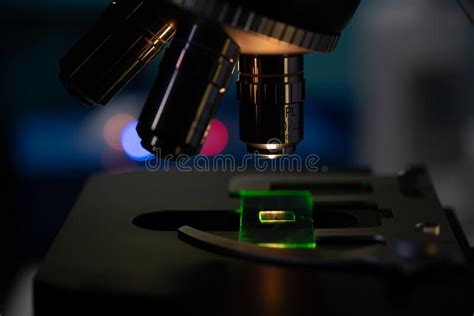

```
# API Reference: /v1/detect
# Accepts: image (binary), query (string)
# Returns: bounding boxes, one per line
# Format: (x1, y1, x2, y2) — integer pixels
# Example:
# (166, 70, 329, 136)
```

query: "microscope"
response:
(35, 1, 474, 315)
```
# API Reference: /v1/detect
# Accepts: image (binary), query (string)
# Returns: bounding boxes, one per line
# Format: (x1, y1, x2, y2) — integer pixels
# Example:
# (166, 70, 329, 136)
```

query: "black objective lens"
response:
(137, 21, 240, 157)
(237, 55, 305, 156)
(60, 0, 176, 106)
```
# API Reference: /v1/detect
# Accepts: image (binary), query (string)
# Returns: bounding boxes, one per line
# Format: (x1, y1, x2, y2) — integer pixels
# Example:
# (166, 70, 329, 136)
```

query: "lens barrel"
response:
(137, 20, 240, 157)
(237, 54, 305, 156)
(60, 0, 176, 106)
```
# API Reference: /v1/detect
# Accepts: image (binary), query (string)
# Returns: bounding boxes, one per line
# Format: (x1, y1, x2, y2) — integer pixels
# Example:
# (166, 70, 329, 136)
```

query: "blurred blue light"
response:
(121, 120, 153, 162)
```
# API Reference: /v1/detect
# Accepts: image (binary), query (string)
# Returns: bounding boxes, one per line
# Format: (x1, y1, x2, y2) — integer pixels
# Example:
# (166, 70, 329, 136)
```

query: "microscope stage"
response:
(34, 169, 472, 315)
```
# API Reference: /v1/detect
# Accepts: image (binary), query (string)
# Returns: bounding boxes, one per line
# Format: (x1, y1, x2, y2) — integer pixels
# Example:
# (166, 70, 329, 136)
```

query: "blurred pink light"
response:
(200, 119, 229, 156)
(103, 113, 134, 151)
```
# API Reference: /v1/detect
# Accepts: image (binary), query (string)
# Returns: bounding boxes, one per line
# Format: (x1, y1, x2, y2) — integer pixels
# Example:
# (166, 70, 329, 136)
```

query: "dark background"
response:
(0, 0, 473, 312)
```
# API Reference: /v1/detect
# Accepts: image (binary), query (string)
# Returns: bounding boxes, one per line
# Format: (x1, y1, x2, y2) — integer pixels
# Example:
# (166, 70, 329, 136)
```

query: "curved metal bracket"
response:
(177, 225, 382, 268)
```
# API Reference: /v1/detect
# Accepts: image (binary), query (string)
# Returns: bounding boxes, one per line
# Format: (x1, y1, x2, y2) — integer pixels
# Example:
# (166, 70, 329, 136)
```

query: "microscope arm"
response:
(59, 0, 472, 159)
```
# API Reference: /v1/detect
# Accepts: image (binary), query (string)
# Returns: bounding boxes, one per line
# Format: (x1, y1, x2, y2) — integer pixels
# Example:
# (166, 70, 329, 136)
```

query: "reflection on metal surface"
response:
(60, 0, 176, 106)
(137, 21, 239, 158)
(238, 55, 305, 156)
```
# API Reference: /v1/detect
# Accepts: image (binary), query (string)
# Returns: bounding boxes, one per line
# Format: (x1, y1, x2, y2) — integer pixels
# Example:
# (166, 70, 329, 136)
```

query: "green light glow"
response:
(238, 190, 316, 250)
(259, 242, 316, 249)
(258, 210, 296, 224)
